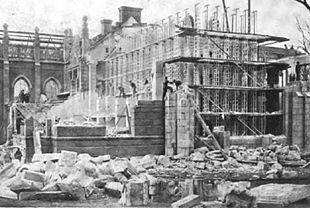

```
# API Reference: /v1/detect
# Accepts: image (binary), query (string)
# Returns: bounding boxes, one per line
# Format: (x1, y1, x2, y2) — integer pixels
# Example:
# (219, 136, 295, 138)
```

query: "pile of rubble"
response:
(0, 142, 308, 207)
(229, 143, 304, 165)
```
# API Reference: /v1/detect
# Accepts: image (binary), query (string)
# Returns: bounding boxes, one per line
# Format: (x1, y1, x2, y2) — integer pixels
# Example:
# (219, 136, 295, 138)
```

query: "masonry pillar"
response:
(152, 61, 164, 100)
(63, 29, 73, 92)
(34, 27, 41, 102)
(165, 91, 177, 155)
(88, 61, 97, 117)
(177, 91, 195, 156)
(1, 24, 10, 143)
(3, 24, 9, 105)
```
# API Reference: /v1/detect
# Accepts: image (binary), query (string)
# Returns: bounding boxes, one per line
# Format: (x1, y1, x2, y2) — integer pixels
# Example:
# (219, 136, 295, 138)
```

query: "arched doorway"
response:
(13, 78, 30, 99)
(44, 78, 59, 99)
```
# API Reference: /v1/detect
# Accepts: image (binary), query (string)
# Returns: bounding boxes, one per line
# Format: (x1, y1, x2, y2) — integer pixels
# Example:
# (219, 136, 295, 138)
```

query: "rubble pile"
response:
(0, 144, 308, 206)
(229, 143, 304, 164)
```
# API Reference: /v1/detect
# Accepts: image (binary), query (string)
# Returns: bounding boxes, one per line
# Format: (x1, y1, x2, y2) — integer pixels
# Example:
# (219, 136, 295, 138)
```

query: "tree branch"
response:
(295, 0, 310, 11)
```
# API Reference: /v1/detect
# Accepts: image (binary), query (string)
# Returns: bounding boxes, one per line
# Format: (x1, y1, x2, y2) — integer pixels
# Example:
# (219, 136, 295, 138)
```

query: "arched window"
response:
(45, 79, 59, 99)
(14, 78, 30, 98)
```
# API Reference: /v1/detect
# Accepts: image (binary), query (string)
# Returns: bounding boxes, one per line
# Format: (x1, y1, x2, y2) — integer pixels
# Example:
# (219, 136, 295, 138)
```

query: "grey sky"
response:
(0, 0, 309, 47)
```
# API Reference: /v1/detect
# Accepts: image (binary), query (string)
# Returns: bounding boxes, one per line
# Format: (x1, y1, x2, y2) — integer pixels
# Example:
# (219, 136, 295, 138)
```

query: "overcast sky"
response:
(0, 0, 309, 47)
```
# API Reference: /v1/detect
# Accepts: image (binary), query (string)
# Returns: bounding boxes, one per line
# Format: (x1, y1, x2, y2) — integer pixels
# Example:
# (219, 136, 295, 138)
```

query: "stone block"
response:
(57, 180, 85, 200)
(9, 176, 44, 192)
(121, 179, 149, 206)
(91, 154, 111, 163)
(32, 153, 60, 162)
(0, 187, 18, 200)
(94, 175, 115, 188)
(200, 201, 225, 208)
(59, 150, 77, 167)
(22, 170, 45, 183)
(105, 182, 123, 198)
(52, 125, 106, 137)
(157, 155, 171, 167)
(171, 194, 201, 208)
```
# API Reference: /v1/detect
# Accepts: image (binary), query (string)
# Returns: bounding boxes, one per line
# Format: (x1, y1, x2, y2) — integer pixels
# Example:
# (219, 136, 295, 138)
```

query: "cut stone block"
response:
(22, 170, 45, 183)
(171, 194, 201, 208)
(19, 191, 71, 201)
(59, 150, 77, 167)
(105, 182, 123, 198)
(32, 153, 60, 162)
(121, 179, 149, 206)
(9, 175, 44, 192)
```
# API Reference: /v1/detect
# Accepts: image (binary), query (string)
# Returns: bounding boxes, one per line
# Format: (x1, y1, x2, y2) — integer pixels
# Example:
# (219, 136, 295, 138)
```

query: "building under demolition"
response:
(0, 2, 307, 155)
(2, 2, 310, 207)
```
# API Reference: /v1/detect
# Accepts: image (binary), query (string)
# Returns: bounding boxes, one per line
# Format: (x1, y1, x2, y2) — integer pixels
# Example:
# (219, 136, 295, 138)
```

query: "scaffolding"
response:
(100, 2, 288, 136)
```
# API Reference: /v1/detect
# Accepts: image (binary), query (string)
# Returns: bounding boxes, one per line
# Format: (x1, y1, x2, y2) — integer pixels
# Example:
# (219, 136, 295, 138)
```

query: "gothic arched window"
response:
(45, 79, 59, 99)
(14, 78, 29, 98)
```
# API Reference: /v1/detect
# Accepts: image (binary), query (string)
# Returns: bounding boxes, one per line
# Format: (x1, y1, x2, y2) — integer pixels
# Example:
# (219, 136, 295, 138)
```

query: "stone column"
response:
(34, 27, 41, 102)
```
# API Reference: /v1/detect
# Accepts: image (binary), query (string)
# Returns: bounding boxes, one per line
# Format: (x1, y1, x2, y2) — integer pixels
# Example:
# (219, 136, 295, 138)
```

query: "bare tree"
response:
(296, 18, 310, 54)
(293, 0, 310, 54)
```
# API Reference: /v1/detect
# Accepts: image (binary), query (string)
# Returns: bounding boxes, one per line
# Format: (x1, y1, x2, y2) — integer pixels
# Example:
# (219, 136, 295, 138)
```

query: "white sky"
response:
(0, 0, 309, 47)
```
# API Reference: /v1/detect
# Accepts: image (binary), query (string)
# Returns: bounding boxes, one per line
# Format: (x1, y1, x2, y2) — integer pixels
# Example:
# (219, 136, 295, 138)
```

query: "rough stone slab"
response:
(91, 155, 111, 163)
(9, 177, 44, 192)
(19, 191, 70, 201)
(0, 187, 18, 200)
(0, 161, 21, 184)
(251, 184, 310, 205)
(171, 194, 201, 208)
(57, 180, 85, 200)
(105, 182, 123, 198)
(200, 201, 225, 208)
(22, 170, 45, 183)
(59, 150, 77, 167)
(32, 153, 60, 163)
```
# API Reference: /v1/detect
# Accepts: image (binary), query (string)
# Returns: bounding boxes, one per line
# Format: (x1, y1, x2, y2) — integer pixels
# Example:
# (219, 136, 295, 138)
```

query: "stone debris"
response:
(171, 194, 201, 208)
(0, 146, 308, 207)
(251, 183, 310, 206)
(229, 143, 306, 165)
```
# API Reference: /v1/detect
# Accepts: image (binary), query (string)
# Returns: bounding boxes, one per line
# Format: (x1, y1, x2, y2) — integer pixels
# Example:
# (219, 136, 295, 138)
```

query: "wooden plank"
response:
(126, 105, 132, 134)
(193, 107, 227, 159)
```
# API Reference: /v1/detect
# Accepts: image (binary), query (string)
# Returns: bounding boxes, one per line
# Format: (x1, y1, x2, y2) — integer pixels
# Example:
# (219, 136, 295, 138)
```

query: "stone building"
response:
(0, 25, 66, 143)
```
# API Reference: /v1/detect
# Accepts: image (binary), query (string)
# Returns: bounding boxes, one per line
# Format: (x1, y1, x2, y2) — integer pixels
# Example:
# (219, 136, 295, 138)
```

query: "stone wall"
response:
(132, 100, 164, 136)
(284, 81, 310, 152)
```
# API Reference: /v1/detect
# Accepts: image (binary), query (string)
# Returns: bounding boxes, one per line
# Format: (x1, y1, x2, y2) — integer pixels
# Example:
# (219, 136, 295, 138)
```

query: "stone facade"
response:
(0, 25, 66, 143)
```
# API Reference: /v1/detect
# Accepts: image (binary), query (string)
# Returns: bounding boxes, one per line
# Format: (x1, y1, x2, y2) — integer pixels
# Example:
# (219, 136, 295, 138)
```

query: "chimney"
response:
(118, 6, 143, 24)
(101, 19, 113, 35)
